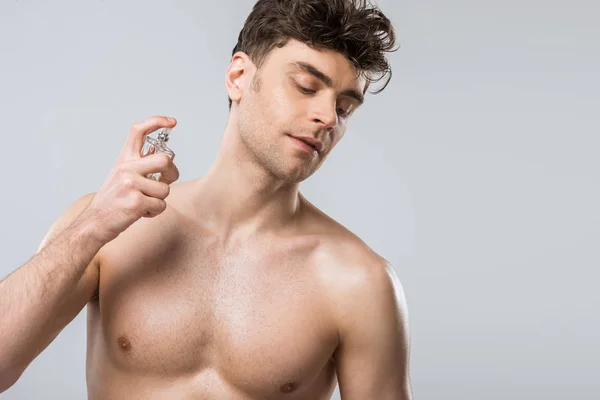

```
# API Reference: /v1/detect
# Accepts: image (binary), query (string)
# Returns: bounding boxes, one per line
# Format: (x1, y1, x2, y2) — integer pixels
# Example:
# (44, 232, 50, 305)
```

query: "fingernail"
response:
(167, 117, 176, 123)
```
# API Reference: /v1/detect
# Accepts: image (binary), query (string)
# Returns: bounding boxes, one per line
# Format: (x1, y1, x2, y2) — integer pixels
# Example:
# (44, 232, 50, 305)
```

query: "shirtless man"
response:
(0, 0, 412, 398)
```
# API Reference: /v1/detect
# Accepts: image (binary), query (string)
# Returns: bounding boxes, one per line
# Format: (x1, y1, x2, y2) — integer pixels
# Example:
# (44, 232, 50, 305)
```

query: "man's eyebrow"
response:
(290, 61, 365, 105)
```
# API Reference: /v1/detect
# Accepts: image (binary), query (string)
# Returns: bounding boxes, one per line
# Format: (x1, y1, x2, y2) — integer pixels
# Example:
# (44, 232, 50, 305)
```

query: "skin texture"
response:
(3, 39, 412, 399)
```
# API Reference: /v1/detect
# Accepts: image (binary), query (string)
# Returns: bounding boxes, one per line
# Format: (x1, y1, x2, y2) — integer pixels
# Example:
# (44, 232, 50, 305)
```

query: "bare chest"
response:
(90, 230, 338, 397)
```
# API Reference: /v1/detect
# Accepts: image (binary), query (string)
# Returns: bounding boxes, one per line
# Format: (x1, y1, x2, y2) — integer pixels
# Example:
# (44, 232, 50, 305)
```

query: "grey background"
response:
(1, 0, 598, 399)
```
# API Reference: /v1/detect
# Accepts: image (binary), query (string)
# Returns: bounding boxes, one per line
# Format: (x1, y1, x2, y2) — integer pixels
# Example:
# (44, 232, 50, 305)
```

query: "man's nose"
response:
(310, 100, 338, 130)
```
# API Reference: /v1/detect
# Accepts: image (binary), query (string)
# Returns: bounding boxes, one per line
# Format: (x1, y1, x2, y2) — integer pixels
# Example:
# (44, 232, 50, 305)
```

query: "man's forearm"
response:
(0, 215, 105, 377)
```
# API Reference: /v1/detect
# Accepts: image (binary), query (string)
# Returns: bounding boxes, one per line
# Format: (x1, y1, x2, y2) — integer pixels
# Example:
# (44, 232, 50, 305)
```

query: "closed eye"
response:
(292, 80, 316, 95)
(293, 79, 353, 119)
(297, 85, 316, 95)
(337, 108, 350, 118)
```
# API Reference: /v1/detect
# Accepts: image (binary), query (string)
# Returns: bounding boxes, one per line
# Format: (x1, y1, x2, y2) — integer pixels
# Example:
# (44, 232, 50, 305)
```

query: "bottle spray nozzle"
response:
(157, 128, 171, 143)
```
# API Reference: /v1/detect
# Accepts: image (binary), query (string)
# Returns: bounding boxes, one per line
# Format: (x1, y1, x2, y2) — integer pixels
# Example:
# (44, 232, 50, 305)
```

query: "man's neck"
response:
(190, 120, 303, 238)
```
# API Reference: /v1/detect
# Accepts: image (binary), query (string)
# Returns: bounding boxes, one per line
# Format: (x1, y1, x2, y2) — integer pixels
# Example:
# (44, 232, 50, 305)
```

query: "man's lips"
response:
(287, 135, 323, 153)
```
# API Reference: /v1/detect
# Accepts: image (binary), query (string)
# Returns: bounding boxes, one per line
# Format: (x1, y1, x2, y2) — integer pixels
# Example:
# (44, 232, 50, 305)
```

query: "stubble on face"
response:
(237, 68, 320, 184)
(238, 71, 285, 179)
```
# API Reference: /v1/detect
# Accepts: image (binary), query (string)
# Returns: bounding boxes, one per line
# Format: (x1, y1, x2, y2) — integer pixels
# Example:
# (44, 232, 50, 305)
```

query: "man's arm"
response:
(333, 260, 413, 400)
(0, 193, 103, 392)
(0, 115, 180, 392)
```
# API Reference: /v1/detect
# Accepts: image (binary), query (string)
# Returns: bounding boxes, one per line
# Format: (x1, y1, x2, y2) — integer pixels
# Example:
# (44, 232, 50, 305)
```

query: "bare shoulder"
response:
(298, 197, 407, 334)
(95, 179, 199, 261)
(37, 192, 97, 253)
(300, 197, 406, 311)
(318, 234, 403, 319)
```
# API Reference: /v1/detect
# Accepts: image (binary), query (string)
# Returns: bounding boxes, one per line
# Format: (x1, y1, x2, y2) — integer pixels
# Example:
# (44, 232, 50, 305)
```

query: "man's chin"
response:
(272, 163, 319, 184)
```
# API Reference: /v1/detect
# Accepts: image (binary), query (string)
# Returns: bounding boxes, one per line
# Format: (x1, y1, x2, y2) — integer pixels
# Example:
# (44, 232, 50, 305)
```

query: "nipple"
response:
(280, 382, 298, 393)
(117, 335, 132, 352)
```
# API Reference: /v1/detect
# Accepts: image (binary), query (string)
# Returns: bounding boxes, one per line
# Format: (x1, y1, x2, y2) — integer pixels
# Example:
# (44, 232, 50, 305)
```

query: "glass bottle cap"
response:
(157, 128, 171, 143)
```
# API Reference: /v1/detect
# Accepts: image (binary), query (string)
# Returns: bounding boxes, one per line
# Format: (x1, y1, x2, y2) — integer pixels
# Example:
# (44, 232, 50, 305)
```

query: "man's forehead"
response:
(287, 60, 360, 83)
(273, 41, 360, 76)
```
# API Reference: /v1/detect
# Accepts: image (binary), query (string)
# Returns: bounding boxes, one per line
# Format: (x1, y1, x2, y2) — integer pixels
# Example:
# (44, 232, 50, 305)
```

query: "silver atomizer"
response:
(141, 127, 175, 181)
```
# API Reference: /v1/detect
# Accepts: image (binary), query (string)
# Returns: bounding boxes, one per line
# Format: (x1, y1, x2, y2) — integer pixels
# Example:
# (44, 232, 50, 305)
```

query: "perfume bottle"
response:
(141, 127, 175, 181)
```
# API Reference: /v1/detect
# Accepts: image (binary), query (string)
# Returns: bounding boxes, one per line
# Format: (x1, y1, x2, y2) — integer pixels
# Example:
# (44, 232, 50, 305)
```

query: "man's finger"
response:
(121, 116, 177, 160)
(158, 161, 180, 184)
(131, 153, 173, 177)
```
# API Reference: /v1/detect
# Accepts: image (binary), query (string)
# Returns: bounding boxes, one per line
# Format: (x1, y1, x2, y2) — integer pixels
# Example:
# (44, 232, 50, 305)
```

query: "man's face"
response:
(231, 39, 365, 183)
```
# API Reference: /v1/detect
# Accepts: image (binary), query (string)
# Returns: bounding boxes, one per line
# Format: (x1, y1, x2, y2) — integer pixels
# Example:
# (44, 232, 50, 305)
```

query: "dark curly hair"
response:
(229, 0, 398, 108)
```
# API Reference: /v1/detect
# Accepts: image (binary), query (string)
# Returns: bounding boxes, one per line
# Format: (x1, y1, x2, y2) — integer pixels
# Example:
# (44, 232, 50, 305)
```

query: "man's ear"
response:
(226, 51, 253, 105)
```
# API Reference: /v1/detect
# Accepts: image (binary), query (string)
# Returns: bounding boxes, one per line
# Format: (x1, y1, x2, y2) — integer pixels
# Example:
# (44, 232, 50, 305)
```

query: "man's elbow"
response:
(0, 363, 24, 393)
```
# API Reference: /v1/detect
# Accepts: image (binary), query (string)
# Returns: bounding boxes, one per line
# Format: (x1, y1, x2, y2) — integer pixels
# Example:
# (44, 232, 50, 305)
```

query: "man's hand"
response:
(80, 116, 180, 244)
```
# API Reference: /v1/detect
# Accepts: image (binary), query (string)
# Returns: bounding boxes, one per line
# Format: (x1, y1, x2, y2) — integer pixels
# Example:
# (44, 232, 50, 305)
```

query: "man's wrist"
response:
(68, 209, 112, 251)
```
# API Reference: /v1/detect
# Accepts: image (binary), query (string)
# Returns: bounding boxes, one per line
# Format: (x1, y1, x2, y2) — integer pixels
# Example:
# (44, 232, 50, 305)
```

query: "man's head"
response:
(225, 0, 397, 183)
